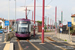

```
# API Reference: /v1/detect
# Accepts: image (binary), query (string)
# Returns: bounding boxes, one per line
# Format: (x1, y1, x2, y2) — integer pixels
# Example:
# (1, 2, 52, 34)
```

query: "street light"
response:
(8, 0, 10, 33)
(15, 0, 16, 26)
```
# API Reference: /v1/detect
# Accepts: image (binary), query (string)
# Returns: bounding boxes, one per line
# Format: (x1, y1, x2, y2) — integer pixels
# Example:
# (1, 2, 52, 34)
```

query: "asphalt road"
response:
(0, 32, 74, 50)
(72, 36, 75, 43)
(0, 43, 6, 50)
(10, 33, 75, 50)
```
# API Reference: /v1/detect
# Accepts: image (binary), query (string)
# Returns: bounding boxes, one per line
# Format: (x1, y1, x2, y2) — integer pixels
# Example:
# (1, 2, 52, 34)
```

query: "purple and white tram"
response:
(15, 18, 31, 38)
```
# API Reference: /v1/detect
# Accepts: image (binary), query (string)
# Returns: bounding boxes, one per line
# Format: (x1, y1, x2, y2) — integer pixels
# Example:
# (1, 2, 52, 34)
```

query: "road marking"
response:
(26, 39, 40, 50)
(24, 46, 29, 49)
(39, 37, 67, 50)
(3, 43, 10, 50)
(0, 39, 1, 41)
(9, 43, 13, 50)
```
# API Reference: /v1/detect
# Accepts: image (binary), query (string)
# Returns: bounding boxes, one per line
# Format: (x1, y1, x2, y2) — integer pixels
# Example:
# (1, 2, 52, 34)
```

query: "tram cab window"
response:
(18, 24, 28, 32)
(29, 24, 31, 32)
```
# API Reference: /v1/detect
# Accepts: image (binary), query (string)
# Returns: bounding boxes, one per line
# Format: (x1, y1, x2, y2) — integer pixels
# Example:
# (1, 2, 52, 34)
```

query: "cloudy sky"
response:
(0, 0, 75, 25)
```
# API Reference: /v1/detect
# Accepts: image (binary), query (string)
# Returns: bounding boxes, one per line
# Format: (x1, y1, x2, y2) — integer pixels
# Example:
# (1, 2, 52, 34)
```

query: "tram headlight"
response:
(20, 21, 22, 23)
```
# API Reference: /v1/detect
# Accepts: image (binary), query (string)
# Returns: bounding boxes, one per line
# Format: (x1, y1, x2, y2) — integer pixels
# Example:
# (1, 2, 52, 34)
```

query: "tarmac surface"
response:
(0, 43, 6, 50)
(0, 32, 75, 50)
(10, 33, 75, 50)
(72, 36, 75, 43)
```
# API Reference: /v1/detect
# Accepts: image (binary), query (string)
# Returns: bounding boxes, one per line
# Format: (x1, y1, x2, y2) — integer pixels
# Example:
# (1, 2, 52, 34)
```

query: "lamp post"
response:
(47, 17, 49, 31)
(8, 0, 10, 33)
(55, 6, 57, 35)
(15, 0, 16, 28)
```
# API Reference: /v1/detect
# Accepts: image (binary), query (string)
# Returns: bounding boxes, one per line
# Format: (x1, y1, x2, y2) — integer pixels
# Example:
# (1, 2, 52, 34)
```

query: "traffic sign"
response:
(68, 22, 72, 27)
(59, 23, 63, 27)
(68, 22, 72, 42)
(5, 21, 9, 26)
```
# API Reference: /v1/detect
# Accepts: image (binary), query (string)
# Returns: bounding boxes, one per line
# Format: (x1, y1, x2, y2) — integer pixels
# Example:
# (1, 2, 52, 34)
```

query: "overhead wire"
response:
(46, 0, 53, 6)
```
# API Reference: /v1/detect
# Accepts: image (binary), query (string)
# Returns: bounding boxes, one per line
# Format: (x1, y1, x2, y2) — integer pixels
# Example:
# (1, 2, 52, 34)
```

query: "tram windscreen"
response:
(18, 23, 28, 32)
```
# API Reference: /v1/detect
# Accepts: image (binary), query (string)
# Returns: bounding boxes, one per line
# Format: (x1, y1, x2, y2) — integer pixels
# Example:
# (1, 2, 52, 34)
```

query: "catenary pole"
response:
(34, 0, 36, 37)
(26, 7, 27, 19)
(42, 0, 45, 43)
(55, 6, 57, 35)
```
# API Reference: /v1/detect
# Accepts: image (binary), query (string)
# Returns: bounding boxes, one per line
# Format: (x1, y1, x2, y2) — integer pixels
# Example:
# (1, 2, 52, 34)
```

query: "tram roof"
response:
(16, 18, 30, 21)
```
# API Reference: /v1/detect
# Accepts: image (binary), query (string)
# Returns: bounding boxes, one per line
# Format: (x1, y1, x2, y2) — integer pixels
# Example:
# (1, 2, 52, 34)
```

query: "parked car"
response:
(7, 29, 12, 32)
(4, 30, 7, 33)
(9, 29, 12, 32)
(0, 29, 4, 33)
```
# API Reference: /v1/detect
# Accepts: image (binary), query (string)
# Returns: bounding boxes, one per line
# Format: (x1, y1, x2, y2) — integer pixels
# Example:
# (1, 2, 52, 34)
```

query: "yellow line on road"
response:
(3, 43, 10, 50)
(18, 42, 23, 50)
(26, 39, 40, 50)
(17, 39, 23, 50)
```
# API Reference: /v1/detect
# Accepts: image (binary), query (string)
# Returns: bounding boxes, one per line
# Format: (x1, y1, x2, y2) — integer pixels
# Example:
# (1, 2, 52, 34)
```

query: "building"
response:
(9, 20, 15, 27)
(71, 14, 75, 30)
(0, 18, 15, 29)
(0, 18, 6, 29)
(71, 14, 75, 25)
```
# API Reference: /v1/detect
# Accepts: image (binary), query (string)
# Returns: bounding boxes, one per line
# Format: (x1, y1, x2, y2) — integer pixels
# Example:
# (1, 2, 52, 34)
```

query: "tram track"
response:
(39, 37, 67, 50)
(17, 39, 23, 50)
(46, 37, 75, 49)
(26, 39, 40, 50)
(16, 38, 40, 50)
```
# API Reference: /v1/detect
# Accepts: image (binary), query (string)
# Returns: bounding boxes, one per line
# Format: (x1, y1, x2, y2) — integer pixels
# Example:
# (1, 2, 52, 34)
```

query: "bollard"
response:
(2, 32, 5, 42)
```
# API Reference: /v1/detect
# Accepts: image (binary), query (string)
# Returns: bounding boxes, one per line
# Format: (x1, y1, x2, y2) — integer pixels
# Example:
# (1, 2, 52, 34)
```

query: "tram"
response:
(15, 18, 31, 38)
(15, 18, 38, 38)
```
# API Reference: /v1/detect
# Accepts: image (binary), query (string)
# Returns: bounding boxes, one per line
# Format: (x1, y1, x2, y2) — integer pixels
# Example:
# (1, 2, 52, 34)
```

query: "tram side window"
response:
(29, 24, 31, 32)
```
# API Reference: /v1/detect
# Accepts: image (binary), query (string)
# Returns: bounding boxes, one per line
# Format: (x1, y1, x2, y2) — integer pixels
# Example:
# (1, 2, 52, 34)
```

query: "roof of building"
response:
(71, 14, 75, 17)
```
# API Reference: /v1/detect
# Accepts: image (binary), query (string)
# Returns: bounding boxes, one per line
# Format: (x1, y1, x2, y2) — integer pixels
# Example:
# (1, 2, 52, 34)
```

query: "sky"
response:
(0, 0, 75, 25)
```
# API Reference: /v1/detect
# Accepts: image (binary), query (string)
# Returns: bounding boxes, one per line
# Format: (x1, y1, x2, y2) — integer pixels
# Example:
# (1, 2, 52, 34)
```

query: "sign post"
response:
(59, 23, 63, 33)
(5, 21, 9, 41)
(5, 21, 9, 26)
(68, 22, 72, 42)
